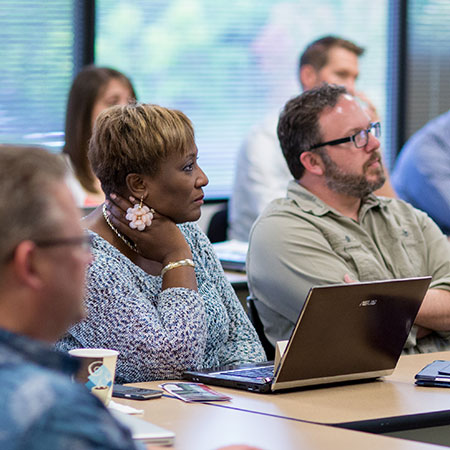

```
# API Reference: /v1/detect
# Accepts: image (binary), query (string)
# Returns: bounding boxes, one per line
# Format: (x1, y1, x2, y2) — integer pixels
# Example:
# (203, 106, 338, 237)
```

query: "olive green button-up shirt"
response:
(247, 180, 450, 353)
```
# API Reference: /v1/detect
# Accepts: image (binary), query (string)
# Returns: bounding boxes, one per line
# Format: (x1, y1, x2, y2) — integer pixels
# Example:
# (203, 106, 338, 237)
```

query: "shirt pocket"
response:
(386, 224, 425, 277)
(328, 235, 386, 281)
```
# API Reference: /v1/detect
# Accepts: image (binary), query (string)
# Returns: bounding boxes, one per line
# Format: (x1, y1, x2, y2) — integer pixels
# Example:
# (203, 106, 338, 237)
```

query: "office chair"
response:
(246, 296, 275, 360)
(207, 202, 229, 243)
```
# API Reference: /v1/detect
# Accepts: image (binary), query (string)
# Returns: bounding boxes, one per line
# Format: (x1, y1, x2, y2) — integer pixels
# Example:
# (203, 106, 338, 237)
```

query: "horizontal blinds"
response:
(405, 0, 450, 140)
(0, 1, 74, 150)
(1, 1, 389, 195)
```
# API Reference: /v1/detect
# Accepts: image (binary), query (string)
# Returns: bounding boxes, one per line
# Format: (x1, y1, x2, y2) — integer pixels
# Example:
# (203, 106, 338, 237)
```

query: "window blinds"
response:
(0, 1, 74, 150)
(96, 0, 388, 198)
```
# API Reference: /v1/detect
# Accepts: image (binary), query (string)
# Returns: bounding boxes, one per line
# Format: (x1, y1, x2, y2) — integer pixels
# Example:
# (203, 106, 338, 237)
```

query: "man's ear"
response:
(299, 65, 319, 91)
(125, 173, 148, 200)
(300, 151, 325, 176)
(12, 241, 45, 291)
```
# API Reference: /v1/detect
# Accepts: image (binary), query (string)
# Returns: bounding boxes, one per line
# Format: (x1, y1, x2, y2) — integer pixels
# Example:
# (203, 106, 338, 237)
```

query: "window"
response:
(405, 0, 450, 140)
(96, 0, 388, 199)
(0, 1, 75, 150)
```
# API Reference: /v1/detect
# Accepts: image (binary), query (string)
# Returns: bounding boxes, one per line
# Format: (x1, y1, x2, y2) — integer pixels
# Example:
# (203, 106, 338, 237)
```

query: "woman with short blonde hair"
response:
(57, 103, 266, 382)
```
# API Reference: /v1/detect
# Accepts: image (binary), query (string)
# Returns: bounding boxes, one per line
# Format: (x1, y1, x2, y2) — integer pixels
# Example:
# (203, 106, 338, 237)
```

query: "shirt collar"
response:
(286, 180, 383, 218)
(0, 327, 79, 376)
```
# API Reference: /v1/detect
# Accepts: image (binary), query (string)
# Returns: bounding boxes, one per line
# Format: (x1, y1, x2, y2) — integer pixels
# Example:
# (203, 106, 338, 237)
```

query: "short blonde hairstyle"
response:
(88, 103, 195, 196)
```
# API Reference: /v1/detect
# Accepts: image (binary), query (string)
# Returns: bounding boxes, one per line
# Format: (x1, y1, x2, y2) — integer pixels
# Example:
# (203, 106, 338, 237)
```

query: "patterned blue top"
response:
(56, 222, 265, 383)
(0, 328, 140, 450)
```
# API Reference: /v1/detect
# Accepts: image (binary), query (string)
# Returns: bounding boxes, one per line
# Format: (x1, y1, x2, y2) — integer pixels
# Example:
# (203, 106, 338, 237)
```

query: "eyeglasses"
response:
(3, 234, 93, 264)
(34, 234, 93, 252)
(310, 122, 381, 150)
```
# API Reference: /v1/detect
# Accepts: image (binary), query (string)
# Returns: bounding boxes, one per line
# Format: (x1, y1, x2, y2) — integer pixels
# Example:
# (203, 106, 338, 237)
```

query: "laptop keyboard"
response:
(221, 365, 274, 380)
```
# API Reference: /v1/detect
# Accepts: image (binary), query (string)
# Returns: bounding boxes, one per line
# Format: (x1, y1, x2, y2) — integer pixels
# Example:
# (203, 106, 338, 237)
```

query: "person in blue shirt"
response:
(0, 145, 140, 450)
(392, 110, 450, 235)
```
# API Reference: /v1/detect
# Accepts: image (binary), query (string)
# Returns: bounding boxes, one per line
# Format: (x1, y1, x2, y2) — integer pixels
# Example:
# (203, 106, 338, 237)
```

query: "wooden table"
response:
(230, 351, 450, 433)
(133, 352, 450, 432)
(114, 392, 445, 450)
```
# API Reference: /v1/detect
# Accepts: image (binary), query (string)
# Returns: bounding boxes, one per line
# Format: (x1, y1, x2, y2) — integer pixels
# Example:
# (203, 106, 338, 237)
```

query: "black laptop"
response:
(184, 277, 431, 393)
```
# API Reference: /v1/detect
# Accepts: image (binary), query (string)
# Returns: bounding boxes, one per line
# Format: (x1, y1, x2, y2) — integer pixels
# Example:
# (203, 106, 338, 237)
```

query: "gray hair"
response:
(0, 145, 67, 264)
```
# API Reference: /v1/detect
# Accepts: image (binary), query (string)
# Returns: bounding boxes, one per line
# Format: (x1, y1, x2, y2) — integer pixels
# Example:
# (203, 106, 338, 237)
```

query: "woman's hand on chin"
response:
(104, 193, 192, 264)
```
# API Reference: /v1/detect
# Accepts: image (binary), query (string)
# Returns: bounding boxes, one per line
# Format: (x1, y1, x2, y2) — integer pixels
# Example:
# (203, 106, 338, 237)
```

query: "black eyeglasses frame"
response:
(309, 122, 381, 151)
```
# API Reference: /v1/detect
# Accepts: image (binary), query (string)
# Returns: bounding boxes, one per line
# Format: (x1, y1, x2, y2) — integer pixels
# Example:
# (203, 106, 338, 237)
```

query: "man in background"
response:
(229, 35, 395, 242)
(247, 84, 450, 353)
(392, 109, 450, 235)
(0, 145, 140, 449)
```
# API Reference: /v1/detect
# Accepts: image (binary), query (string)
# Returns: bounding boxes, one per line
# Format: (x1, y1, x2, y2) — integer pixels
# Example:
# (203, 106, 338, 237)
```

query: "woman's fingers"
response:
(108, 192, 133, 213)
(104, 204, 129, 234)
(105, 194, 137, 235)
(105, 201, 129, 229)
(105, 193, 161, 238)
(103, 193, 188, 263)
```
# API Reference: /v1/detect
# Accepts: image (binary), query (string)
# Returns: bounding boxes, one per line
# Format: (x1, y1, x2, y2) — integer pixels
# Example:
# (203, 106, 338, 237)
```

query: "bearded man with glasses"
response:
(247, 83, 450, 354)
(229, 35, 396, 243)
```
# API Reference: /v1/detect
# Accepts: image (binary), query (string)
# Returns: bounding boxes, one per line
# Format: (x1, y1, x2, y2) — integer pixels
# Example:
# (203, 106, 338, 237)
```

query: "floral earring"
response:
(125, 196, 154, 231)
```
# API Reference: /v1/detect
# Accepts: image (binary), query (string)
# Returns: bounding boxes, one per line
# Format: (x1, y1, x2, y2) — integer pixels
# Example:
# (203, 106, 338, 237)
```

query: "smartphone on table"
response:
(112, 384, 163, 400)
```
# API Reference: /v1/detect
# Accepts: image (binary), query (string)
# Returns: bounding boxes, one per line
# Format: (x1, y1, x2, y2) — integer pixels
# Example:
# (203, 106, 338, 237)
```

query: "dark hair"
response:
(277, 84, 347, 179)
(299, 36, 364, 73)
(89, 103, 195, 197)
(62, 65, 136, 194)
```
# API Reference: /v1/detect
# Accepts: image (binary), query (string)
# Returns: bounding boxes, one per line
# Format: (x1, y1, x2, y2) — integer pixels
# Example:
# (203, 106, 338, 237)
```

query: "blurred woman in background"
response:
(62, 65, 136, 207)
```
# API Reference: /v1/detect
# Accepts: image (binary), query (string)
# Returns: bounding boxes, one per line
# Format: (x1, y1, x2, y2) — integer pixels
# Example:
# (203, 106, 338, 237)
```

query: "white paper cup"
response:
(69, 348, 119, 406)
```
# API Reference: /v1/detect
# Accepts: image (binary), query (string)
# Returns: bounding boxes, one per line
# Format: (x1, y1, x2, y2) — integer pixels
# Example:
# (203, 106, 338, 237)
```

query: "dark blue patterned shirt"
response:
(0, 328, 140, 450)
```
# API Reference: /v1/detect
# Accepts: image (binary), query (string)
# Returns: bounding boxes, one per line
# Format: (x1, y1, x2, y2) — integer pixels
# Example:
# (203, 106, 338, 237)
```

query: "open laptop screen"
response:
(184, 277, 431, 393)
(273, 276, 431, 390)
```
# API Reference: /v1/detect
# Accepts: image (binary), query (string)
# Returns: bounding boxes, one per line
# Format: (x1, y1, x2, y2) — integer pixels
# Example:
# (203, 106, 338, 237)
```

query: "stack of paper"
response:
(212, 239, 248, 272)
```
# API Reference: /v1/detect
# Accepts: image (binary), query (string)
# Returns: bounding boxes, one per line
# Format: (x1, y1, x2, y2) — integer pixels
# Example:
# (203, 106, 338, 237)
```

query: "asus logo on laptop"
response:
(359, 299, 378, 307)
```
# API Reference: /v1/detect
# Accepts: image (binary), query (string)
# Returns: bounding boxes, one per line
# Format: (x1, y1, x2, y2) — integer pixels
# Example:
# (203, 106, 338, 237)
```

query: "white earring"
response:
(125, 196, 154, 231)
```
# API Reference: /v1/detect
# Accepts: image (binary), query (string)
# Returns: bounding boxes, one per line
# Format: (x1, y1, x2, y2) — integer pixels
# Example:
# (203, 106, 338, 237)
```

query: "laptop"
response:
(184, 277, 431, 393)
(110, 410, 175, 445)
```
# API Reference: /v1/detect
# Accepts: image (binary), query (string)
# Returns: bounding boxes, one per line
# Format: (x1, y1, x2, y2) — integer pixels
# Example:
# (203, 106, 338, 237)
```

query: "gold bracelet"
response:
(160, 258, 195, 277)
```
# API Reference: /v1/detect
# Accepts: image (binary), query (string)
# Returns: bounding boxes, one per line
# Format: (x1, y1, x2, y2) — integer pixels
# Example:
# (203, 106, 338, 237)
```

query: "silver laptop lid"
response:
(272, 277, 431, 391)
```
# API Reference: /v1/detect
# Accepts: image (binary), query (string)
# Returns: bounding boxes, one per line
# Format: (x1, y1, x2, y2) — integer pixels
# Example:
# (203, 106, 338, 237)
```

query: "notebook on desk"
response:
(184, 277, 431, 393)
(110, 410, 175, 445)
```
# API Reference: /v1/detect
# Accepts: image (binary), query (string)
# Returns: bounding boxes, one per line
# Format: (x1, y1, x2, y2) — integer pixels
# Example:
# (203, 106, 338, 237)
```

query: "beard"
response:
(318, 149, 386, 198)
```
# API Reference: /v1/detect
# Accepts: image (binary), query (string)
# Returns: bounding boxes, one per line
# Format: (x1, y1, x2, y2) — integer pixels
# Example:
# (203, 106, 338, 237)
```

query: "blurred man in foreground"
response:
(0, 145, 141, 449)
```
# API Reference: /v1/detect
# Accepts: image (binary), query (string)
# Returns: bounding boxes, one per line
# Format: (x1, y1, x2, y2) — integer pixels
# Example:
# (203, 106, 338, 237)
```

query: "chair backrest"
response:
(246, 296, 275, 360)
(207, 203, 229, 243)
